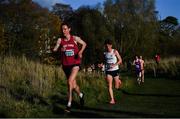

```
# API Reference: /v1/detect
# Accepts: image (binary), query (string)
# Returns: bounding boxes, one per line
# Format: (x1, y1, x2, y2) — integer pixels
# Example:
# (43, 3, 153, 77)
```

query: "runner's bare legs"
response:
(106, 75, 115, 104)
(67, 66, 80, 105)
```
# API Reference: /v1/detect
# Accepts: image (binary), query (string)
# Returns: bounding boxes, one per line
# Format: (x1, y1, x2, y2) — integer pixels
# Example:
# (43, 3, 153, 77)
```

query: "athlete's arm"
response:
(110, 50, 122, 68)
(114, 49, 122, 66)
(141, 60, 144, 70)
(74, 36, 87, 58)
(53, 38, 61, 52)
(132, 60, 135, 65)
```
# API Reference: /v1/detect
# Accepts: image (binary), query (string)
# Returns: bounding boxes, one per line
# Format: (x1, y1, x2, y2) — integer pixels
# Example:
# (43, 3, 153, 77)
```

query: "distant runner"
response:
(133, 56, 141, 85)
(139, 56, 145, 83)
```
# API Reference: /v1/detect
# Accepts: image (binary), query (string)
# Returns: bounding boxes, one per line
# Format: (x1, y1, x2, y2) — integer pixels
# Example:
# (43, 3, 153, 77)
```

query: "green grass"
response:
(145, 57, 180, 78)
(117, 78, 180, 117)
(0, 56, 180, 117)
(123, 78, 180, 95)
(81, 77, 180, 118)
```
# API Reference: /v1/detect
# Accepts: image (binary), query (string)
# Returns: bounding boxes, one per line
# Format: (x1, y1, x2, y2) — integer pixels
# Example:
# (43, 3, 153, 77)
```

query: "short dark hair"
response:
(61, 22, 71, 28)
(104, 39, 112, 45)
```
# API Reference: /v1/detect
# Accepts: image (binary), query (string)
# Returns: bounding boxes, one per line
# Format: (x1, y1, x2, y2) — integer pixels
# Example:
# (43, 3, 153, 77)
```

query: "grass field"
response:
(58, 77, 180, 118)
(0, 56, 180, 118)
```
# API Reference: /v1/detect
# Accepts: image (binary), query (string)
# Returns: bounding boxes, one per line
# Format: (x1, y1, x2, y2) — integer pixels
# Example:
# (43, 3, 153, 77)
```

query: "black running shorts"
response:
(105, 70, 119, 77)
(62, 64, 80, 79)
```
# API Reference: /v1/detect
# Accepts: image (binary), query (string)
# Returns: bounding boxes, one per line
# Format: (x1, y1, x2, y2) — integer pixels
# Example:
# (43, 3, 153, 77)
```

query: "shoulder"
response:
(73, 35, 81, 41)
(73, 36, 82, 44)
(113, 49, 119, 55)
(142, 60, 145, 63)
(140, 59, 144, 62)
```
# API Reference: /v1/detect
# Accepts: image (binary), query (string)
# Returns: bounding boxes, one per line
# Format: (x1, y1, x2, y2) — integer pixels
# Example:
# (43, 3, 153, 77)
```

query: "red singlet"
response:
(60, 36, 81, 66)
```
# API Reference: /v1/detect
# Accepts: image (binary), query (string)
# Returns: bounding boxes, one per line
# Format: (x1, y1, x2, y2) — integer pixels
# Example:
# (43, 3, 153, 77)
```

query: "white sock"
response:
(79, 92, 83, 98)
(67, 102, 71, 107)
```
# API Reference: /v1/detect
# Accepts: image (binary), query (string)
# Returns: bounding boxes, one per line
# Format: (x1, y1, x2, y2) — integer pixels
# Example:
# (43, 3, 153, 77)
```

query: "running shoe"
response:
(64, 106, 71, 113)
(109, 100, 116, 104)
(80, 93, 84, 107)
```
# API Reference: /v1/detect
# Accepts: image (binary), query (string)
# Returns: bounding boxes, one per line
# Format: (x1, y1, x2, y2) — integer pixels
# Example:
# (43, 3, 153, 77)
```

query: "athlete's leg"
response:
(67, 66, 79, 107)
(73, 80, 80, 94)
(73, 79, 84, 97)
(106, 74, 115, 104)
(136, 70, 141, 84)
(141, 70, 144, 83)
(114, 76, 121, 89)
(72, 73, 84, 106)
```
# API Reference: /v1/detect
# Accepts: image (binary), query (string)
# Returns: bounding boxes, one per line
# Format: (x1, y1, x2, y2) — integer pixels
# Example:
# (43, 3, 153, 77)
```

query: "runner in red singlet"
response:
(53, 22, 86, 112)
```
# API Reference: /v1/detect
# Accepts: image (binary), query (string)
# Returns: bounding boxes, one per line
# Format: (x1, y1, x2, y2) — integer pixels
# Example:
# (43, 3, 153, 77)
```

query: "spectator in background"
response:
(155, 53, 160, 65)
(98, 62, 105, 74)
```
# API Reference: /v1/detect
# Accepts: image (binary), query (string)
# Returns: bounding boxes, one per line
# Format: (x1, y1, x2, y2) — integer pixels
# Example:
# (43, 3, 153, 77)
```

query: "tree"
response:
(103, 0, 158, 60)
(0, 21, 6, 55)
(70, 6, 112, 65)
(52, 3, 73, 22)
(160, 16, 179, 36)
(157, 16, 180, 56)
(0, 0, 61, 59)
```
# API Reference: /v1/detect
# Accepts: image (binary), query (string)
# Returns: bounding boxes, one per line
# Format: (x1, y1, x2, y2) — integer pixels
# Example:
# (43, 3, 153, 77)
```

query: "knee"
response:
(115, 84, 120, 89)
(68, 80, 73, 87)
(108, 83, 112, 89)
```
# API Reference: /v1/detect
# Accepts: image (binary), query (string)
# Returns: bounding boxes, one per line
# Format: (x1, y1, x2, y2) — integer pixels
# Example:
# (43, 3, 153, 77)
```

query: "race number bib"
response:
(106, 63, 112, 69)
(65, 49, 74, 56)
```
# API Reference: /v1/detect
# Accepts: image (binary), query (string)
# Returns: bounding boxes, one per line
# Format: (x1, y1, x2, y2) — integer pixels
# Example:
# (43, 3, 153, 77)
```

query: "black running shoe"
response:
(80, 93, 84, 107)
(64, 106, 71, 113)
